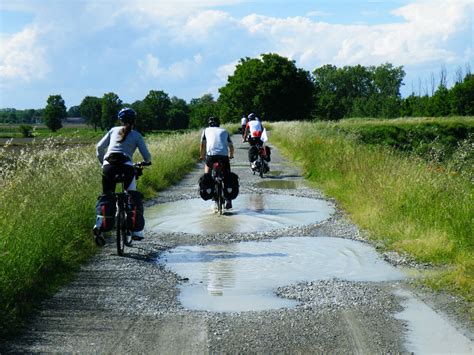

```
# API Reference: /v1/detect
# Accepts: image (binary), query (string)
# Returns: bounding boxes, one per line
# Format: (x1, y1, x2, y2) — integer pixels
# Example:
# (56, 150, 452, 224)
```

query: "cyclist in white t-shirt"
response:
(200, 116, 235, 208)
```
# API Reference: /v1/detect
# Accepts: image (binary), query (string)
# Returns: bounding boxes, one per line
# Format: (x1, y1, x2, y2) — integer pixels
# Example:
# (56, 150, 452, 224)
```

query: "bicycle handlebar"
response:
(134, 161, 152, 167)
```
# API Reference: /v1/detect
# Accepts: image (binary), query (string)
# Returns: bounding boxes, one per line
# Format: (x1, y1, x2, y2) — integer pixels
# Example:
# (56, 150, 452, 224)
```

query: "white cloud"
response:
(216, 60, 238, 83)
(0, 26, 50, 82)
(239, 0, 472, 68)
(137, 53, 203, 81)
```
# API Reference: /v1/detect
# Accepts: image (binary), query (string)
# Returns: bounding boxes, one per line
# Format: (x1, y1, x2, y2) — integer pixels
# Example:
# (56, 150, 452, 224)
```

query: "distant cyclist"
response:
(199, 116, 234, 209)
(95, 107, 151, 240)
(243, 112, 264, 145)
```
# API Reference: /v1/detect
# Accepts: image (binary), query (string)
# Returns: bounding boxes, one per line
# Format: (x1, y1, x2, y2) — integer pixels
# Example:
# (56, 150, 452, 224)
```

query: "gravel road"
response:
(2, 134, 472, 353)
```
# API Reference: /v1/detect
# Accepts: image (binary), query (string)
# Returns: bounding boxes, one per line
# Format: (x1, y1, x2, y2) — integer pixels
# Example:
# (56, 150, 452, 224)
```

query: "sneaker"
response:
(251, 162, 257, 170)
(225, 200, 232, 209)
(132, 231, 144, 241)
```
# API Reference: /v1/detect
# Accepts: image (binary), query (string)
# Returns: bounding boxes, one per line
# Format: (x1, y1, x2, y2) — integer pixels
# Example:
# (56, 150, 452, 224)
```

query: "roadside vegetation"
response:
(271, 118, 473, 312)
(0, 131, 200, 339)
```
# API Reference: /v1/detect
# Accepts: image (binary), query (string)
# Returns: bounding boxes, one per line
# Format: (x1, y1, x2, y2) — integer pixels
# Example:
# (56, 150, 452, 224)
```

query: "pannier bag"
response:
(95, 193, 117, 232)
(199, 173, 214, 200)
(126, 191, 145, 231)
(224, 172, 239, 200)
(248, 146, 259, 162)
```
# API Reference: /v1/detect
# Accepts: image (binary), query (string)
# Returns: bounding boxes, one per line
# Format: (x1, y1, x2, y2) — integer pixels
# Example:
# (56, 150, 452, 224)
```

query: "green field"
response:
(271, 117, 473, 313)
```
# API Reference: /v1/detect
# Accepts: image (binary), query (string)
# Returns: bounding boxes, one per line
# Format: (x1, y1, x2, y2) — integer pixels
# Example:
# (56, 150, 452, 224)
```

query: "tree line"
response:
(2, 53, 473, 132)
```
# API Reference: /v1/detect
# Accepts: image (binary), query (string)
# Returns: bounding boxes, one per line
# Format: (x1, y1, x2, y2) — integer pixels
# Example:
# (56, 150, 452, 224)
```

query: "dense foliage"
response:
(218, 53, 314, 121)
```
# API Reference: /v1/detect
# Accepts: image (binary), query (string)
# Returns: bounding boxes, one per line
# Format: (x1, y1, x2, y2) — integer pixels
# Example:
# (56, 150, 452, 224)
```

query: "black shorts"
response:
(102, 163, 135, 193)
(205, 155, 230, 173)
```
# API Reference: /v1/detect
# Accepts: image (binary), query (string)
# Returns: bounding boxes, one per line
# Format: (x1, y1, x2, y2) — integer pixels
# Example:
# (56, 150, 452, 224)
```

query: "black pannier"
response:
(199, 173, 214, 200)
(224, 172, 239, 200)
(126, 190, 145, 232)
(95, 193, 117, 232)
(248, 146, 259, 162)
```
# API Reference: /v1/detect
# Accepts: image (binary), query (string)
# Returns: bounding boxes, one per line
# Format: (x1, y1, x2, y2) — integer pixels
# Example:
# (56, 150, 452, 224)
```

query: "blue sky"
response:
(0, 0, 472, 109)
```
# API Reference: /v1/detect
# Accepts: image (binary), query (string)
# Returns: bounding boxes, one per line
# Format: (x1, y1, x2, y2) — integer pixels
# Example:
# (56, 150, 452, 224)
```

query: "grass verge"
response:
(270, 120, 473, 314)
(0, 131, 200, 339)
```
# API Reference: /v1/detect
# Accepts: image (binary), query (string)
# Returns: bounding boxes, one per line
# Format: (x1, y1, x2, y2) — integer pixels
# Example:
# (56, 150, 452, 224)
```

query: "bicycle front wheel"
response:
(116, 210, 126, 256)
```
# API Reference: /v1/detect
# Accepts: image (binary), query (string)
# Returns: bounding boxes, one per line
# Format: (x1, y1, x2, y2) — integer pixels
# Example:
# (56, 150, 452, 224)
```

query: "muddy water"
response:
(158, 237, 404, 312)
(145, 194, 335, 234)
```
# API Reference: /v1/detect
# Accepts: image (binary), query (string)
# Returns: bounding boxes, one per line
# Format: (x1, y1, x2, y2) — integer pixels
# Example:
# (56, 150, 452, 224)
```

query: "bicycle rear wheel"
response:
(259, 157, 264, 178)
(217, 183, 223, 215)
(116, 210, 126, 256)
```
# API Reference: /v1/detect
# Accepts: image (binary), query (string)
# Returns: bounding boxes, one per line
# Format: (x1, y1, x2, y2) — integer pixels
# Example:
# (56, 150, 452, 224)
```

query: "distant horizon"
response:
(1, 0, 472, 110)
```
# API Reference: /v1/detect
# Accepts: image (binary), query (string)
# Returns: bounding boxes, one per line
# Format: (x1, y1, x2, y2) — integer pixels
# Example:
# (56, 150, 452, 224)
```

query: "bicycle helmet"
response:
(118, 107, 136, 124)
(208, 116, 220, 127)
(248, 113, 256, 121)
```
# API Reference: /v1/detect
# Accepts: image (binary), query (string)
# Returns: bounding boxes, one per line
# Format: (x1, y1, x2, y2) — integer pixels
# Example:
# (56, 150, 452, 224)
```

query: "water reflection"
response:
(159, 237, 404, 312)
(145, 195, 335, 234)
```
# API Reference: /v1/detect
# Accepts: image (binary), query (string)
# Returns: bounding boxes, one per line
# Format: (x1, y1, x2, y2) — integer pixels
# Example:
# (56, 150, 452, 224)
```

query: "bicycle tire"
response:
(116, 210, 125, 256)
(217, 183, 223, 215)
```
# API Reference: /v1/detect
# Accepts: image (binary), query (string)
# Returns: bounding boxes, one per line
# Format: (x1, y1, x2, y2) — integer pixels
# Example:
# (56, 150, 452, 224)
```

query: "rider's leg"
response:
(102, 164, 117, 194)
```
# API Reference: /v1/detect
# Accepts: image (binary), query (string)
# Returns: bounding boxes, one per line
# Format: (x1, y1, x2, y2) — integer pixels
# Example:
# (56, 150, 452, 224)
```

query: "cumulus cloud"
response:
(216, 60, 238, 83)
(239, 0, 472, 68)
(0, 26, 50, 82)
(137, 53, 203, 80)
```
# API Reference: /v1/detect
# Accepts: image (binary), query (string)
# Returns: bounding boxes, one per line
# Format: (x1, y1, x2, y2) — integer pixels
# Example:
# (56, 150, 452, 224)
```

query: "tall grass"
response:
(0, 131, 200, 338)
(271, 121, 473, 305)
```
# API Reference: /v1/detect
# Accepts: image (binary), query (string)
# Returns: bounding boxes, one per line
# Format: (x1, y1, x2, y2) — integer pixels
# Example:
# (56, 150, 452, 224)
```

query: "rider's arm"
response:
(96, 130, 111, 164)
(229, 143, 234, 159)
(137, 134, 151, 163)
(200, 129, 207, 160)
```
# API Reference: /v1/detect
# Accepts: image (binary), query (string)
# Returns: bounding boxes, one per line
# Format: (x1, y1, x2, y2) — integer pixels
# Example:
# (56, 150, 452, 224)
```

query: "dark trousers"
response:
(205, 155, 231, 173)
(102, 164, 134, 194)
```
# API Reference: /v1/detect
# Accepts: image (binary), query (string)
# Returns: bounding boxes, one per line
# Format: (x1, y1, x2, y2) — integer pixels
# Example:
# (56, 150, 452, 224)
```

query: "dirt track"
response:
(2, 135, 472, 353)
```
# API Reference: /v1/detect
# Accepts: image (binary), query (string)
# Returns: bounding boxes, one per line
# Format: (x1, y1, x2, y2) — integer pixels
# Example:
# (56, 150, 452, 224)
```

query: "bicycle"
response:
(250, 142, 269, 178)
(94, 161, 151, 256)
(211, 160, 226, 215)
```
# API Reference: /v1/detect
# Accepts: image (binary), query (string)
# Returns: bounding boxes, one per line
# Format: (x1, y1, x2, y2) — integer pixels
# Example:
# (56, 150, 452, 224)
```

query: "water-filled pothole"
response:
(145, 194, 334, 234)
(158, 237, 404, 312)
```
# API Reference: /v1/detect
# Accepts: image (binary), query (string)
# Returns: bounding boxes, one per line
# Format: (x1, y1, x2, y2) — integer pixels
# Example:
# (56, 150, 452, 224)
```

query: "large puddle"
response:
(145, 194, 334, 234)
(158, 237, 404, 312)
(395, 289, 473, 354)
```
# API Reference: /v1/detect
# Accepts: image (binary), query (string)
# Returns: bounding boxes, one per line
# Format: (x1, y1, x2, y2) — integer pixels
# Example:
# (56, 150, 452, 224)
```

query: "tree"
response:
(101, 92, 122, 130)
(449, 74, 474, 115)
(142, 90, 171, 131)
(43, 95, 66, 132)
(218, 53, 314, 121)
(167, 96, 189, 130)
(80, 96, 102, 130)
(67, 105, 81, 117)
(189, 94, 219, 128)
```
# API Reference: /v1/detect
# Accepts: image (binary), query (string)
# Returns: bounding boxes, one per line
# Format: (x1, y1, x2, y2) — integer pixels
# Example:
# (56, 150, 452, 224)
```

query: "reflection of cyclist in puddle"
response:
(205, 247, 237, 297)
(248, 193, 265, 213)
